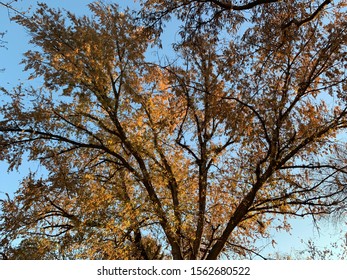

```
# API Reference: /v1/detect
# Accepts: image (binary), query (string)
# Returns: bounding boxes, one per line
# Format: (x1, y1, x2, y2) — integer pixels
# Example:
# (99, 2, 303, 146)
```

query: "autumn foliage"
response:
(1, 0, 347, 259)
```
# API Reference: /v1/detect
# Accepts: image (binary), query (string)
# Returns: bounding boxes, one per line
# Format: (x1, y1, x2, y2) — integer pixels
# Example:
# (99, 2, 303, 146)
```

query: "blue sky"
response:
(0, 0, 346, 259)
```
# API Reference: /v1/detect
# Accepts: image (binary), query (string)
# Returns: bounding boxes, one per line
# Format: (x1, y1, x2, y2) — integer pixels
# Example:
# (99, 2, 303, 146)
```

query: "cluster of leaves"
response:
(1, 0, 347, 259)
(0, 31, 5, 47)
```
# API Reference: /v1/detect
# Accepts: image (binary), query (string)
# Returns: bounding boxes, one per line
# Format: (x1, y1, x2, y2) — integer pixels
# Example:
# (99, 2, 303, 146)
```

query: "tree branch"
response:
(282, 0, 332, 29)
(208, 0, 278, 10)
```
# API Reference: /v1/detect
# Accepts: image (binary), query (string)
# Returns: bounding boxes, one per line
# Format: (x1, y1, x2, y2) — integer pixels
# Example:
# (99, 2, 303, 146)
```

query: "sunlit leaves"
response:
(1, 0, 347, 260)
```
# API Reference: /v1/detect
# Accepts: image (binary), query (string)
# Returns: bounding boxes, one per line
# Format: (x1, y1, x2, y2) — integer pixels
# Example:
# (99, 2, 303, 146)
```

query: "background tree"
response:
(269, 234, 347, 260)
(1, 1, 347, 259)
(299, 236, 347, 260)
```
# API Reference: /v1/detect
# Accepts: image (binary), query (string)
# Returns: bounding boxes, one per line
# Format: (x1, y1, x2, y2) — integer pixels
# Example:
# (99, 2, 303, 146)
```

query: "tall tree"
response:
(1, 1, 347, 259)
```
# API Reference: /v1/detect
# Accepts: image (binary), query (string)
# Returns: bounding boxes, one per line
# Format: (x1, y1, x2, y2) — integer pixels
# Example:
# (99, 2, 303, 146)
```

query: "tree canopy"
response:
(1, 0, 347, 260)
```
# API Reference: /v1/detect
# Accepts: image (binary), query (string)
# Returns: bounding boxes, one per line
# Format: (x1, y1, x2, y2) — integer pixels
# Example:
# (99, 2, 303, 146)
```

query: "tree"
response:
(1, 0, 347, 260)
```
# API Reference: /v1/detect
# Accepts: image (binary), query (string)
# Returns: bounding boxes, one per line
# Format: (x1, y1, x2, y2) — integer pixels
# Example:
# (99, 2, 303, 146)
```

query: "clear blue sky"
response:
(0, 0, 345, 259)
